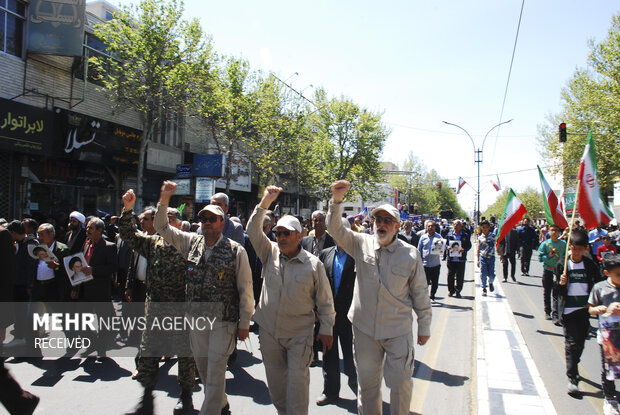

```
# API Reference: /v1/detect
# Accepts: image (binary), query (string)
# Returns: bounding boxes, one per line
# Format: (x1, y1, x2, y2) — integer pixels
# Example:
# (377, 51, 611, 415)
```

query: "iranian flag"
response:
(495, 188, 528, 246)
(490, 175, 501, 191)
(577, 131, 614, 229)
(537, 166, 568, 229)
(457, 177, 466, 194)
(559, 189, 566, 216)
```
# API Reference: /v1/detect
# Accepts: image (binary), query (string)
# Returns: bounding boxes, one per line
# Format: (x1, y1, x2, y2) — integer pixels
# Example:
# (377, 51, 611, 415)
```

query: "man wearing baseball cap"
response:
(246, 185, 335, 415)
(326, 180, 431, 415)
(154, 181, 254, 415)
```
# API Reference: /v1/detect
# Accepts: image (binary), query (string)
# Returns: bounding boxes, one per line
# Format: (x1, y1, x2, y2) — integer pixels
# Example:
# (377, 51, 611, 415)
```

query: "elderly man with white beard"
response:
(326, 180, 432, 415)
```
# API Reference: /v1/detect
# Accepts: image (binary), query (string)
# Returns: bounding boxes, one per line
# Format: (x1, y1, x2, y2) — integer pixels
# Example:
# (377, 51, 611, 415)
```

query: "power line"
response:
(384, 120, 534, 138)
(489, 0, 526, 169)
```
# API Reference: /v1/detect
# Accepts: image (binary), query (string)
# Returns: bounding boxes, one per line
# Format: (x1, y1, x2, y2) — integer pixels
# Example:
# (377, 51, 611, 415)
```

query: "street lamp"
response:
(442, 119, 513, 225)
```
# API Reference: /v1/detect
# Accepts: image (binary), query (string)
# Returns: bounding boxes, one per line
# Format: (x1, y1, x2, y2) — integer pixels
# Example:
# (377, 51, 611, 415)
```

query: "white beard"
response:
(374, 230, 394, 246)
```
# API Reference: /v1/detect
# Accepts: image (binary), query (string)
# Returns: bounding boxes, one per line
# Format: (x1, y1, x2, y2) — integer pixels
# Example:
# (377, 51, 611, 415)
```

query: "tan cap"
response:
(370, 204, 400, 222)
(197, 205, 225, 219)
(275, 215, 302, 233)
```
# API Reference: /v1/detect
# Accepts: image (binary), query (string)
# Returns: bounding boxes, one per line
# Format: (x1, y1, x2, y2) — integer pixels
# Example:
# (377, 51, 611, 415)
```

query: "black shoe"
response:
(482, 288, 487, 297)
(511, 276, 517, 282)
(455, 292, 462, 298)
(448, 292, 454, 297)
(126, 388, 154, 415)
(221, 403, 231, 415)
(310, 359, 320, 367)
(545, 313, 552, 320)
(503, 278, 507, 282)
(567, 380, 581, 397)
(316, 394, 338, 406)
(430, 295, 435, 301)
(173, 388, 194, 415)
(489, 283, 494, 292)
(554, 320, 563, 327)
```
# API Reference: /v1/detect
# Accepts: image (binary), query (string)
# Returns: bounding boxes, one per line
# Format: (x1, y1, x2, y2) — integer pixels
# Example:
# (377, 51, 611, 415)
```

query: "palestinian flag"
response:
(538, 166, 568, 229)
(490, 175, 501, 191)
(577, 131, 614, 229)
(457, 177, 466, 194)
(495, 188, 527, 246)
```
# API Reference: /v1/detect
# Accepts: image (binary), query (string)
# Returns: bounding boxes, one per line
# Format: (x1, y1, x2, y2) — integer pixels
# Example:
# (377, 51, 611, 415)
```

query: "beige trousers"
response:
(259, 329, 313, 415)
(189, 322, 237, 415)
(353, 326, 415, 415)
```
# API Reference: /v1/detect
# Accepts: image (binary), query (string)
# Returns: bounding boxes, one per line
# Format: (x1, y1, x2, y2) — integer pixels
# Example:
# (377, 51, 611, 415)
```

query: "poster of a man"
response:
(431, 238, 445, 255)
(63, 253, 92, 286)
(28, 244, 59, 263)
(449, 241, 462, 258)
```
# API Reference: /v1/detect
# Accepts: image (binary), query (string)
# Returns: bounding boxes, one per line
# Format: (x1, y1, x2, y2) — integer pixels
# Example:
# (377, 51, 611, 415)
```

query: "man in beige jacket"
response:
(247, 185, 335, 415)
(327, 180, 432, 415)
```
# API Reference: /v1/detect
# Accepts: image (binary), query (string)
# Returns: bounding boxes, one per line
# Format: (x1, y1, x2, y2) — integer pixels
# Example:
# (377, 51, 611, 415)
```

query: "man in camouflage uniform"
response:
(154, 181, 254, 415)
(120, 190, 195, 415)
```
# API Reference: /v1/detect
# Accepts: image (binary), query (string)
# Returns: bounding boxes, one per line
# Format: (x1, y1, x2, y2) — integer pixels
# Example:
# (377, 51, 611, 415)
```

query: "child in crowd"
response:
(598, 235, 618, 264)
(538, 224, 567, 323)
(477, 220, 495, 297)
(556, 230, 600, 397)
(588, 254, 620, 415)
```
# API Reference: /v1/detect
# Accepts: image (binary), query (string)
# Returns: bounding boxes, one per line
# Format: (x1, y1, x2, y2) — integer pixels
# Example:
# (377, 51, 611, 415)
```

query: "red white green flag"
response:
(457, 177, 466, 194)
(495, 188, 528, 246)
(490, 175, 501, 191)
(577, 131, 614, 229)
(537, 166, 569, 229)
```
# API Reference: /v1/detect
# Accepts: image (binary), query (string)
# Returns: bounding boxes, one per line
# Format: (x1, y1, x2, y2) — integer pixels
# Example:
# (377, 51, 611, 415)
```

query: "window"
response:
(74, 31, 112, 85)
(0, 0, 26, 58)
(104, 9, 113, 21)
(158, 113, 184, 147)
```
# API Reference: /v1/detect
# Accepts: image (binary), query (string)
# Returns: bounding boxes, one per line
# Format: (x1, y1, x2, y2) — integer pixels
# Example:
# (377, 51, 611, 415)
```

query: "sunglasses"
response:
(199, 216, 221, 223)
(275, 230, 293, 238)
(373, 216, 396, 225)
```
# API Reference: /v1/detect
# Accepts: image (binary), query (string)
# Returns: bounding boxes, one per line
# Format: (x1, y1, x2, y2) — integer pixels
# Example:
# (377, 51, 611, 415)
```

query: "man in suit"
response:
(64, 211, 87, 255)
(316, 217, 357, 406)
(302, 211, 335, 257)
(78, 217, 117, 358)
(498, 226, 520, 282)
(32, 223, 70, 302)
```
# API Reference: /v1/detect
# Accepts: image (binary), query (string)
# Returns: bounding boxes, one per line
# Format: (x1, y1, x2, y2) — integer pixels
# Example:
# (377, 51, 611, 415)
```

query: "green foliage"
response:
(90, 0, 215, 208)
(483, 187, 544, 221)
(538, 13, 620, 196)
(389, 152, 466, 217)
(307, 88, 389, 201)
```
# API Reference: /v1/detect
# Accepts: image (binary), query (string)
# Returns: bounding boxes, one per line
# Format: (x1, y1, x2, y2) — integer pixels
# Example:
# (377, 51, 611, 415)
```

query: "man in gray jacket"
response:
(247, 185, 335, 415)
(327, 180, 432, 415)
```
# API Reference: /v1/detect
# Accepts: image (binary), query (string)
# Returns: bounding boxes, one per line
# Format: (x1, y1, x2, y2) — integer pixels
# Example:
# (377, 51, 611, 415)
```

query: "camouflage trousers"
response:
(135, 303, 195, 390)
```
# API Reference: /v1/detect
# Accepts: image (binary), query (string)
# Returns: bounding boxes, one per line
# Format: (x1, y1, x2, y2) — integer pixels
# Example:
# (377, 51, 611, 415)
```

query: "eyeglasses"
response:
(373, 216, 395, 225)
(199, 216, 221, 223)
(275, 230, 292, 238)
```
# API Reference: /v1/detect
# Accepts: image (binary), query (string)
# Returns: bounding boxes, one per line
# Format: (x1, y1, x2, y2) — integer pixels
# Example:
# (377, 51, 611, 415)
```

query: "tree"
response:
(538, 13, 620, 197)
(91, 0, 213, 210)
(307, 88, 389, 200)
(389, 152, 466, 217)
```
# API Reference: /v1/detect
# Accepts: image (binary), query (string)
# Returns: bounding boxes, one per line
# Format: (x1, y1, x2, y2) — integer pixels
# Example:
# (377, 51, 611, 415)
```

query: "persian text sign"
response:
(0, 98, 53, 155)
(27, 0, 86, 56)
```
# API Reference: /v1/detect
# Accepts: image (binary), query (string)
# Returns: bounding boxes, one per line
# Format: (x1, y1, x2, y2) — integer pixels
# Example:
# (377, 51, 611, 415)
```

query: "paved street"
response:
(1, 252, 613, 415)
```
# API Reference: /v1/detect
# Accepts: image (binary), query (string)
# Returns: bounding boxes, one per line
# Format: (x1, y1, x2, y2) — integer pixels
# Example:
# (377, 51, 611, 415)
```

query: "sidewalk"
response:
(474, 259, 557, 415)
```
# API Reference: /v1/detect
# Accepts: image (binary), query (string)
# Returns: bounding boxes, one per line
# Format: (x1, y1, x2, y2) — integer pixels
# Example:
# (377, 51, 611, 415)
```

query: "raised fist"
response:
(160, 181, 178, 202)
(331, 180, 350, 203)
(122, 189, 136, 210)
(260, 186, 282, 208)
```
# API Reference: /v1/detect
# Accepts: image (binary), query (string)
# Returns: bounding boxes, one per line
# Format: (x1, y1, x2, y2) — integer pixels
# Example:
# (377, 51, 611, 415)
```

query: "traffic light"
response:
(559, 123, 567, 143)
(437, 182, 442, 191)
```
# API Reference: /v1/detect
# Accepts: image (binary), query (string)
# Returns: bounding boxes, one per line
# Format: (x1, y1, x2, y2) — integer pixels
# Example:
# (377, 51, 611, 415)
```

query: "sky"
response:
(112, 0, 619, 213)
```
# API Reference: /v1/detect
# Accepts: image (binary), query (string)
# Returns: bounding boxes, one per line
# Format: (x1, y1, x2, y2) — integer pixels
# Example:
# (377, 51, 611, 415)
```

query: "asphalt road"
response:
(499, 253, 607, 415)
(0, 258, 477, 415)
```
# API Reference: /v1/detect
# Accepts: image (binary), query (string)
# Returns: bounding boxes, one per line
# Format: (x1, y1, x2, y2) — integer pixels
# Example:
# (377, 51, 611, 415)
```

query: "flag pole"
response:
(562, 179, 582, 275)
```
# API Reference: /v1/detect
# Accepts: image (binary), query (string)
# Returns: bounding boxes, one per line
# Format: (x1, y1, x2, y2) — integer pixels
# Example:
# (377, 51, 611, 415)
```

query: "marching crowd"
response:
(1, 179, 619, 415)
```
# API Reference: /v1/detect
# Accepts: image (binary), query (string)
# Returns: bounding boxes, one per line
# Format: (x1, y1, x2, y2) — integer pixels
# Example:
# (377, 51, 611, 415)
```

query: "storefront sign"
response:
(193, 154, 224, 177)
(215, 152, 251, 193)
(175, 179, 191, 196)
(176, 164, 192, 179)
(195, 178, 215, 203)
(0, 98, 53, 155)
(55, 108, 141, 166)
(29, 157, 115, 189)
(27, 0, 85, 57)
